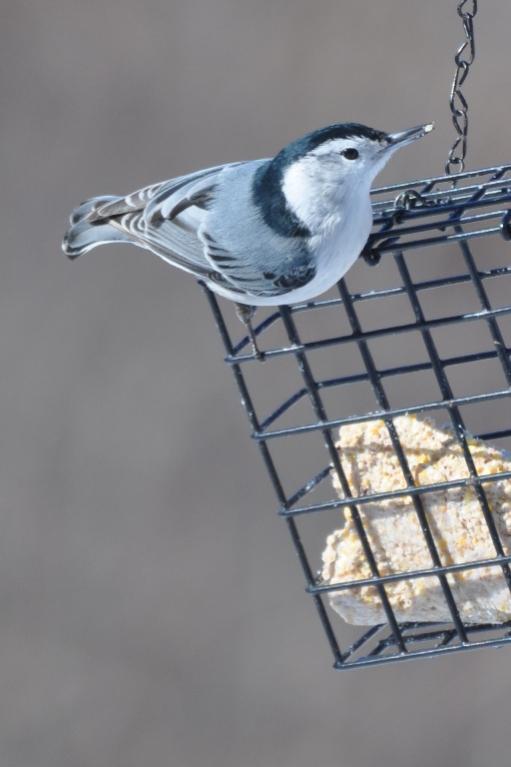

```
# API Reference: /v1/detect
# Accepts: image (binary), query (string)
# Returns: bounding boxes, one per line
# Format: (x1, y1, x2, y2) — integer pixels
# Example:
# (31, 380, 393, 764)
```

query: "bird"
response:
(63, 121, 434, 358)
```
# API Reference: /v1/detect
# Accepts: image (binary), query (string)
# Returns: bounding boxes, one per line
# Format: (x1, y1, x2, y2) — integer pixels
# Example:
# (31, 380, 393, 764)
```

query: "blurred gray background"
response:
(2, 1, 511, 765)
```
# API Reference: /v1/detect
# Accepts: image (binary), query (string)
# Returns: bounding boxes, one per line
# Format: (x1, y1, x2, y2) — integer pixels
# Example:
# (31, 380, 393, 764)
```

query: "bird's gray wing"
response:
(141, 161, 293, 297)
(82, 160, 315, 298)
(143, 163, 246, 225)
(195, 162, 317, 298)
(89, 163, 245, 281)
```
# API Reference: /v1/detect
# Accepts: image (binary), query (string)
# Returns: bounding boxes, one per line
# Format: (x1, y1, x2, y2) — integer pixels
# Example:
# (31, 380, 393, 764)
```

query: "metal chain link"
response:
(445, 0, 478, 176)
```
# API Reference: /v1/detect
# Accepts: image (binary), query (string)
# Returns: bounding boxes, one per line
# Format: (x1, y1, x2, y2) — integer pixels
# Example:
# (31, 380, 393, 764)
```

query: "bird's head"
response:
(253, 122, 434, 237)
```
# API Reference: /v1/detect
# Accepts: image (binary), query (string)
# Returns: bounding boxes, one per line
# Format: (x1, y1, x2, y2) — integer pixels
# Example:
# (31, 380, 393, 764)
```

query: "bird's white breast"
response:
(301, 195, 372, 300)
(279, 159, 373, 302)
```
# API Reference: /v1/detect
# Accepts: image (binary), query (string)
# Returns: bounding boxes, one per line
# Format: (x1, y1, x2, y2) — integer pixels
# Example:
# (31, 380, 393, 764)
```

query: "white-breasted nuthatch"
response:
(63, 122, 433, 356)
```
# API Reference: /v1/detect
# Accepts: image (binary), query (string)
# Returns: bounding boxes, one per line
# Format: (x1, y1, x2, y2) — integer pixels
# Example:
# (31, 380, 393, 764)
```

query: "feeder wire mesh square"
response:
(203, 163, 511, 669)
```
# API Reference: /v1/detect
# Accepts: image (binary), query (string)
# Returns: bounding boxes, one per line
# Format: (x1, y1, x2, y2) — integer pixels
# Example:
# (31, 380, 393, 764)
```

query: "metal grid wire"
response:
(203, 163, 511, 669)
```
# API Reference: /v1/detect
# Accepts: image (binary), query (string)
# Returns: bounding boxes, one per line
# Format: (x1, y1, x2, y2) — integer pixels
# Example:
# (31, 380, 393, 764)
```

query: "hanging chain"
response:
(445, 0, 478, 176)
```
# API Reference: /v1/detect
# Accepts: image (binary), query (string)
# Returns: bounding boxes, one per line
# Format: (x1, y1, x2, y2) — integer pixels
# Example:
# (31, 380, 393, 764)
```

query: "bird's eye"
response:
(341, 148, 359, 160)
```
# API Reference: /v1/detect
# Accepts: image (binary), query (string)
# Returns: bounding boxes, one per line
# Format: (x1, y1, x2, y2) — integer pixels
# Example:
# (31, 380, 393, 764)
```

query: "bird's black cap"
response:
(275, 123, 388, 167)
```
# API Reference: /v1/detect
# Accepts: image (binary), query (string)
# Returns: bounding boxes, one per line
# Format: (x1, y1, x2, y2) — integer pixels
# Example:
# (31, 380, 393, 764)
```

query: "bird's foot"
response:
(235, 303, 265, 361)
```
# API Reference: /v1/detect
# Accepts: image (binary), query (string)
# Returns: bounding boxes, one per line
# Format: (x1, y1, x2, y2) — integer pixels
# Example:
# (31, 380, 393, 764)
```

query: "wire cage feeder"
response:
(199, 0, 511, 670)
(204, 164, 511, 669)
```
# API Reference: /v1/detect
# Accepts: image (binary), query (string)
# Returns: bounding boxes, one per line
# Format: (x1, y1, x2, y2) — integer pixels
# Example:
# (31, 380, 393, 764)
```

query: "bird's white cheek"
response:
(281, 162, 314, 224)
(282, 160, 346, 232)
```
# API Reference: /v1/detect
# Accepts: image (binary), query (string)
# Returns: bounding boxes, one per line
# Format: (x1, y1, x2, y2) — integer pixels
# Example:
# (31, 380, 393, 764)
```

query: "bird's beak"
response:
(387, 123, 435, 149)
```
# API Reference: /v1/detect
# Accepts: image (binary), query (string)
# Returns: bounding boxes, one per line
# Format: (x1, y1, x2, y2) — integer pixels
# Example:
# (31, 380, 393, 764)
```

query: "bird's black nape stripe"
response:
(252, 161, 311, 239)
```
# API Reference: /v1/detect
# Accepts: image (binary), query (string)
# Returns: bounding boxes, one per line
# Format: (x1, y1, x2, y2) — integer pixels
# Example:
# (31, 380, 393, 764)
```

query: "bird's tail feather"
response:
(63, 195, 134, 259)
